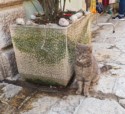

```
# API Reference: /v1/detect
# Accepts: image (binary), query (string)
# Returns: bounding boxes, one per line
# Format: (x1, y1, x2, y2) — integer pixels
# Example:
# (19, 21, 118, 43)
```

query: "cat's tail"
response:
(100, 65, 112, 73)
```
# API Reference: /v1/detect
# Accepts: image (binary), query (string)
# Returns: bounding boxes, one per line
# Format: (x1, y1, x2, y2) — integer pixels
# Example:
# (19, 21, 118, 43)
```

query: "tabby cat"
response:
(75, 43, 112, 97)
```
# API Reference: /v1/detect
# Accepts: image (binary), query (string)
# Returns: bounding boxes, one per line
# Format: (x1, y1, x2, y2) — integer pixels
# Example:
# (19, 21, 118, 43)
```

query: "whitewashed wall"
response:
(61, 0, 86, 11)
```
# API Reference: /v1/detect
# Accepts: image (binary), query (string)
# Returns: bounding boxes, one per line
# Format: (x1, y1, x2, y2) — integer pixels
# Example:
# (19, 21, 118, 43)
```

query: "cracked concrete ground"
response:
(1, 14, 125, 114)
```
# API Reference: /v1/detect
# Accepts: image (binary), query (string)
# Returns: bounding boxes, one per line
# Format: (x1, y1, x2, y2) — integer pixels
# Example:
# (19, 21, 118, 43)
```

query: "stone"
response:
(16, 18, 25, 25)
(0, 82, 22, 101)
(0, 48, 18, 79)
(113, 77, 125, 98)
(30, 15, 36, 20)
(93, 43, 121, 63)
(0, 5, 25, 49)
(119, 99, 125, 108)
(21, 95, 84, 114)
(109, 64, 125, 77)
(47, 95, 84, 114)
(70, 15, 78, 23)
(75, 12, 83, 18)
(74, 98, 125, 114)
(58, 18, 70, 27)
(97, 75, 116, 94)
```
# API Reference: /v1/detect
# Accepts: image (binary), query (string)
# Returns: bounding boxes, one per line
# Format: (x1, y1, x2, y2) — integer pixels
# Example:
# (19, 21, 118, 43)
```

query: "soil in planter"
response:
(32, 11, 76, 25)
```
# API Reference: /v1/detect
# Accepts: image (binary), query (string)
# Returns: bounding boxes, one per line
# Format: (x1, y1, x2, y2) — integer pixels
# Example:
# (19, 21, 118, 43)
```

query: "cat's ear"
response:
(86, 44, 92, 52)
(88, 46, 92, 53)
(75, 45, 79, 52)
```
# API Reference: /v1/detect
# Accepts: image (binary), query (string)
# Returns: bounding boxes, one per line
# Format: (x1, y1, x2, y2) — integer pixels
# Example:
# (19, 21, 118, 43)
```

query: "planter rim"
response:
(10, 16, 86, 30)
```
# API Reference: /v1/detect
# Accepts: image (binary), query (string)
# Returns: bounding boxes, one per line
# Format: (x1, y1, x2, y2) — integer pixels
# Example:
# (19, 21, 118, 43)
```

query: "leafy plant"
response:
(24, 0, 71, 23)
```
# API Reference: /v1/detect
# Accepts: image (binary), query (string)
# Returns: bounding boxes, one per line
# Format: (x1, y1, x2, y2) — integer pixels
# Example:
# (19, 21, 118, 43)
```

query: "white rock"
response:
(75, 12, 83, 18)
(70, 15, 78, 22)
(74, 98, 125, 114)
(58, 18, 69, 27)
(30, 15, 36, 20)
(16, 18, 25, 25)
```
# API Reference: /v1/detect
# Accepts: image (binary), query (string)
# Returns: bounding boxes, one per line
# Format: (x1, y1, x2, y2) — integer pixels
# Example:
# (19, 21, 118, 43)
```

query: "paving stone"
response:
(21, 96, 61, 114)
(97, 74, 116, 94)
(23, 96, 125, 114)
(0, 82, 22, 101)
(74, 98, 125, 114)
(93, 43, 121, 63)
(21, 95, 84, 114)
(113, 77, 125, 98)
(109, 64, 125, 77)
(47, 95, 84, 114)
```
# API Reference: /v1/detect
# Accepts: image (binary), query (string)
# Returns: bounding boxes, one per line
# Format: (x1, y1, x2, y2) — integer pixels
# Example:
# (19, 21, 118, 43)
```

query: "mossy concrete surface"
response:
(10, 15, 91, 86)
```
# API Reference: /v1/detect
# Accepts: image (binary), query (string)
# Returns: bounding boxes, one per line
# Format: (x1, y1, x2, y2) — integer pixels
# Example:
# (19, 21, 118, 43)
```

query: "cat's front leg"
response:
(76, 81, 83, 95)
(90, 82, 98, 92)
(84, 82, 90, 97)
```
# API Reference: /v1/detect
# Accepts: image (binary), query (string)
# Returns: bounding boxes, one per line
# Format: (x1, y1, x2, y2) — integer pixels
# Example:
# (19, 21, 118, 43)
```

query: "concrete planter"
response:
(10, 15, 91, 86)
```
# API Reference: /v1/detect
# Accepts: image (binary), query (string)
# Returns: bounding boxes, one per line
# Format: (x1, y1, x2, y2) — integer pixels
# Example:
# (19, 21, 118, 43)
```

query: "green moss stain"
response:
(13, 20, 91, 64)
(26, 78, 63, 86)
(20, 73, 65, 86)
(13, 27, 66, 64)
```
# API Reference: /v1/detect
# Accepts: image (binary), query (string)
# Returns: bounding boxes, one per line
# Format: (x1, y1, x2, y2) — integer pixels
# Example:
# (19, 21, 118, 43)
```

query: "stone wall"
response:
(0, 0, 25, 80)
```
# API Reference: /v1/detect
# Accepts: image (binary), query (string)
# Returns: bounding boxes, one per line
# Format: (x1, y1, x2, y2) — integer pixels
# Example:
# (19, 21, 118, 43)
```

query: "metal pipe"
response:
(97, 22, 115, 33)
(96, 14, 115, 33)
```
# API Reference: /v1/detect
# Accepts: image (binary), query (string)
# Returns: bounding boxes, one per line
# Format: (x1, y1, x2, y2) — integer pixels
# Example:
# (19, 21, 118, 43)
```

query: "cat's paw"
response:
(84, 93, 90, 97)
(76, 90, 82, 95)
(89, 87, 95, 92)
